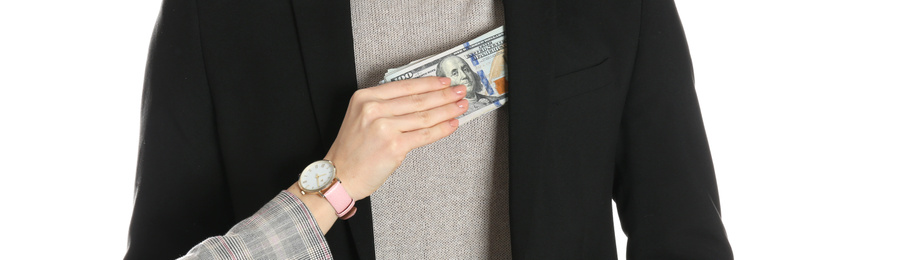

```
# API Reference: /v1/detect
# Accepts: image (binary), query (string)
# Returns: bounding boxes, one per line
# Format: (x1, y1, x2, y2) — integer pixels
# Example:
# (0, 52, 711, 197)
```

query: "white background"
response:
(0, 1, 898, 259)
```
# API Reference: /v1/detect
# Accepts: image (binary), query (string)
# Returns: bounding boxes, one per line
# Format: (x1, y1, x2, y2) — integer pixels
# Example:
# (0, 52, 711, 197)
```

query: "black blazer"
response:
(126, 0, 733, 259)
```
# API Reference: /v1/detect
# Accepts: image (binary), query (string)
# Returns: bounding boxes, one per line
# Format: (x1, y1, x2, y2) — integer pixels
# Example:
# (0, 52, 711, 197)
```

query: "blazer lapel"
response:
(503, 0, 556, 255)
(290, 0, 358, 145)
(291, 0, 376, 259)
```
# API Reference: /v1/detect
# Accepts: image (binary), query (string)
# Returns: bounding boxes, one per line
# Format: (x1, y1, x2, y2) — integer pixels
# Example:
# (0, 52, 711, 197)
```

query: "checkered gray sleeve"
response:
(179, 191, 333, 260)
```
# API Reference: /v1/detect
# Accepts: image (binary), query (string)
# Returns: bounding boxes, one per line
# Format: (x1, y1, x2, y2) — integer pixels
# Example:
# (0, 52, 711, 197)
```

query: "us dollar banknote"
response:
(381, 26, 507, 125)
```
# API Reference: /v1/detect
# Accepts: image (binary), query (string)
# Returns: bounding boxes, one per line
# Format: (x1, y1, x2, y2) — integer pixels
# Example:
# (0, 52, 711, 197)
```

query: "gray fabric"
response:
(180, 191, 333, 260)
(350, 0, 511, 259)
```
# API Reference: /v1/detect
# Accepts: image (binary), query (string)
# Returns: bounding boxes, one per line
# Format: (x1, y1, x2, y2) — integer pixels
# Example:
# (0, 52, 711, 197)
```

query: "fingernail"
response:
(439, 77, 451, 86)
(449, 119, 459, 127)
(456, 99, 468, 109)
(453, 85, 466, 95)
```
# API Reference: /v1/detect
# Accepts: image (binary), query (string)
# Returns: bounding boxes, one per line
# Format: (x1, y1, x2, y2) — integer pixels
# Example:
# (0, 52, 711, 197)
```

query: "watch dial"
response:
(299, 161, 336, 191)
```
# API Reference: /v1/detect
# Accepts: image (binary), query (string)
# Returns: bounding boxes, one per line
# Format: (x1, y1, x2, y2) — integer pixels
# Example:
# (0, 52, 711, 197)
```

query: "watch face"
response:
(299, 160, 336, 192)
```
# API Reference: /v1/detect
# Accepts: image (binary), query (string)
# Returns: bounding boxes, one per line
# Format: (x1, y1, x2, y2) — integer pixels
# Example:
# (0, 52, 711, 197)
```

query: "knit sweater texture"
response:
(349, 0, 511, 258)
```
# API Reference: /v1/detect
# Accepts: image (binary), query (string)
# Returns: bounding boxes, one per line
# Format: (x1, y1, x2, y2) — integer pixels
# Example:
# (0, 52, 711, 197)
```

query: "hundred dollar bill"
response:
(380, 26, 507, 125)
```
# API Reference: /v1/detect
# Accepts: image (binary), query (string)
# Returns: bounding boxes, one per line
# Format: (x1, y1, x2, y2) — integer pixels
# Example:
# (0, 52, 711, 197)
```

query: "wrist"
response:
(297, 159, 358, 220)
(339, 178, 364, 201)
(321, 156, 365, 201)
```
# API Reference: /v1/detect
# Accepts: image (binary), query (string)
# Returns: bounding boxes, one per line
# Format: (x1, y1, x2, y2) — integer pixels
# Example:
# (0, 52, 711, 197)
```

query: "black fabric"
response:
(126, 0, 733, 259)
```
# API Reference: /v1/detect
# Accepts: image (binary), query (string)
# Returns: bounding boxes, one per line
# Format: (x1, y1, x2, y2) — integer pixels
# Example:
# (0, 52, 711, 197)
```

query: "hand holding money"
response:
(381, 26, 507, 125)
(289, 27, 505, 234)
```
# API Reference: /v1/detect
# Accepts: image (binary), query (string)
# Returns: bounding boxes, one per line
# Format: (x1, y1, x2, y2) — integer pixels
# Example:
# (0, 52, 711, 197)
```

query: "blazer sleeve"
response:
(178, 191, 332, 260)
(612, 1, 734, 259)
(126, 0, 236, 259)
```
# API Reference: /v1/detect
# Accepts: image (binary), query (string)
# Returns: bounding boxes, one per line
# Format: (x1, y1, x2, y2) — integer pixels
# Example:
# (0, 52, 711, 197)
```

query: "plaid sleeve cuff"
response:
(180, 191, 333, 260)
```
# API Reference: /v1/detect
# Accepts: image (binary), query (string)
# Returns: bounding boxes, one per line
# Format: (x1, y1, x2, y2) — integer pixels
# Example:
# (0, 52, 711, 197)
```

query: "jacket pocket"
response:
(548, 57, 614, 104)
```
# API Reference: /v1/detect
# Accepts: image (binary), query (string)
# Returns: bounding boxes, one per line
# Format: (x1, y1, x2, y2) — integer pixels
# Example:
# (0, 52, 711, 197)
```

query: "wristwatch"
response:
(298, 160, 357, 220)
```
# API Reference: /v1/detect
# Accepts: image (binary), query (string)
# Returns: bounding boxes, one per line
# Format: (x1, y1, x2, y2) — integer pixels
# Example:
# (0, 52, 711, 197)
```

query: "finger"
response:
(369, 77, 451, 100)
(399, 118, 460, 150)
(390, 99, 468, 132)
(384, 84, 466, 116)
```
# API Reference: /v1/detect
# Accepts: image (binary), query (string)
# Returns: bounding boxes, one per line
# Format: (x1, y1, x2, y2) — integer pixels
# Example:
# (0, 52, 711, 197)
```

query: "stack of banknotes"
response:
(380, 26, 507, 125)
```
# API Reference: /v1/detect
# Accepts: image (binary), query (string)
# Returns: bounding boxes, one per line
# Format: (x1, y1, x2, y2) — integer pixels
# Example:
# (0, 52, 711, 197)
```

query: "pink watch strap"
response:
(322, 180, 356, 220)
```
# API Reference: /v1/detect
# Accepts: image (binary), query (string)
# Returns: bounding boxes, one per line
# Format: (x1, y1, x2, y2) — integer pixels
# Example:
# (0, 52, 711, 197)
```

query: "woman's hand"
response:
(325, 77, 468, 200)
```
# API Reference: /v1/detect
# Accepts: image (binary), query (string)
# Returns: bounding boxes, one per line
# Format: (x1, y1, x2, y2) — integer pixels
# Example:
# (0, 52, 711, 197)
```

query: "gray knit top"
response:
(349, 0, 511, 258)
